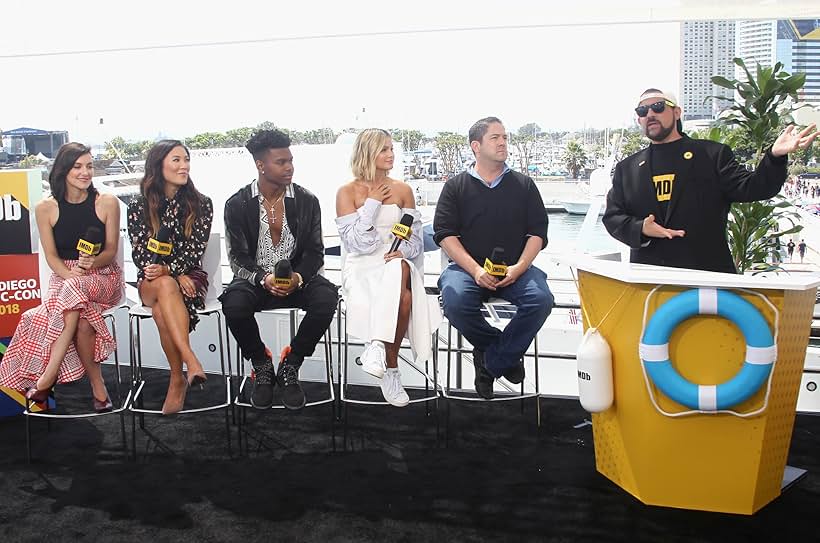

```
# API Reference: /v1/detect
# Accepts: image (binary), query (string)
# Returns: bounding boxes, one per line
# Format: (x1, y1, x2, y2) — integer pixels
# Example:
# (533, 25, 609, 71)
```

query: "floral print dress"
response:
(127, 194, 213, 331)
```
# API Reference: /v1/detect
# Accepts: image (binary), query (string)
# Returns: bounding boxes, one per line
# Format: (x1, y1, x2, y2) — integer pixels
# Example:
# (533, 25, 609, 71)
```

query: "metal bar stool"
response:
(129, 232, 232, 459)
(337, 295, 440, 451)
(440, 298, 541, 445)
(25, 237, 131, 463)
(233, 307, 336, 455)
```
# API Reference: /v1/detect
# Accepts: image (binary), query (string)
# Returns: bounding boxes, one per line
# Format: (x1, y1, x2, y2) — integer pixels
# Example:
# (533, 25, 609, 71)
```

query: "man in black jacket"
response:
(220, 130, 338, 410)
(604, 88, 817, 273)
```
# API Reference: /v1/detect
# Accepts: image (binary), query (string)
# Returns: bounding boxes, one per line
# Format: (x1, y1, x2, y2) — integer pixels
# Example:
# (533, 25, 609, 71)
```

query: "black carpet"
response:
(1, 367, 819, 542)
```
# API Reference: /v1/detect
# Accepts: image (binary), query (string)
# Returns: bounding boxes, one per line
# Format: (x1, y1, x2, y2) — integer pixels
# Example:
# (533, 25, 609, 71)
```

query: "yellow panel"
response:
(0, 170, 35, 210)
(578, 270, 815, 514)
(0, 385, 49, 412)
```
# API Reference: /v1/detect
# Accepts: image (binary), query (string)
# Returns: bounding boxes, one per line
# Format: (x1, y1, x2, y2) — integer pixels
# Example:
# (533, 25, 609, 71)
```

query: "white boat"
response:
(561, 199, 601, 215)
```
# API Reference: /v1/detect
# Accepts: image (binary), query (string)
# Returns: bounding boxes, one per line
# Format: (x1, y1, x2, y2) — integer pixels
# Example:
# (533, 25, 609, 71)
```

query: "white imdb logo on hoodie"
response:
(0, 194, 22, 221)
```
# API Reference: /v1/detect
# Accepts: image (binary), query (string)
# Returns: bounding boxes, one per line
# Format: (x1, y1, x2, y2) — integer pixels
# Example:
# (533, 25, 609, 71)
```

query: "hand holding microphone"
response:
(266, 259, 298, 296)
(384, 213, 414, 262)
(76, 226, 103, 271)
(485, 246, 526, 288)
(145, 225, 173, 280)
(474, 247, 507, 290)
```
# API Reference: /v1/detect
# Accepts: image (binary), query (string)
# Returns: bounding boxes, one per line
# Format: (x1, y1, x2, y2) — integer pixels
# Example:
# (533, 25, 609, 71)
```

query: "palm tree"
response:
(563, 140, 587, 179)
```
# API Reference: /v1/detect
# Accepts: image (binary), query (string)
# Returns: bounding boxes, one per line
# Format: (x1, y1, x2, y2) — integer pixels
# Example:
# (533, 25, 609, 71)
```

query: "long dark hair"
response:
(140, 139, 204, 238)
(48, 142, 96, 202)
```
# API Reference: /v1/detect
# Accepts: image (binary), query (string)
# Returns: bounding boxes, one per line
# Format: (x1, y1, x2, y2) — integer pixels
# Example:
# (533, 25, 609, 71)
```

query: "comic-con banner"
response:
(0, 170, 43, 416)
(0, 170, 40, 255)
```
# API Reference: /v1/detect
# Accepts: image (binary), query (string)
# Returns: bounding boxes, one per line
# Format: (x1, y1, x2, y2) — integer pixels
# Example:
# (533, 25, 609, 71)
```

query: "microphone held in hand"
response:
(148, 225, 173, 264)
(483, 247, 508, 277)
(76, 226, 103, 270)
(388, 213, 414, 254)
(273, 259, 293, 288)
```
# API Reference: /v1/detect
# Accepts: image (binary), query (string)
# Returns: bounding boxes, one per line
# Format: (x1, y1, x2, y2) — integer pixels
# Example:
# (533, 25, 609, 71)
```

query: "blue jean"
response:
(438, 263, 554, 377)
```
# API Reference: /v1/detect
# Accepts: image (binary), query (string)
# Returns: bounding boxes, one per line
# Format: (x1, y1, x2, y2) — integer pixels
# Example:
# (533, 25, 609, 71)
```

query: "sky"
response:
(4, 0, 797, 145)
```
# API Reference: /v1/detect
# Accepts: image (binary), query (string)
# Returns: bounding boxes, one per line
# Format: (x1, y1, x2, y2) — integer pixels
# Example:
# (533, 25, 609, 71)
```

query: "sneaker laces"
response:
(254, 361, 274, 385)
(279, 363, 299, 387)
(384, 369, 404, 396)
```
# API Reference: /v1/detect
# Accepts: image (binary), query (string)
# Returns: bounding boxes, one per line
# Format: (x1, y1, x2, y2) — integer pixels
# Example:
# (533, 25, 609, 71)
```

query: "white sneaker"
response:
(360, 341, 386, 379)
(381, 368, 410, 407)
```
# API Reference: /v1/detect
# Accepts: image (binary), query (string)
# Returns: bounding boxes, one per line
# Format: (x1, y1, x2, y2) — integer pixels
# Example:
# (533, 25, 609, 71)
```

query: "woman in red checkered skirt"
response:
(0, 143, 123, 412)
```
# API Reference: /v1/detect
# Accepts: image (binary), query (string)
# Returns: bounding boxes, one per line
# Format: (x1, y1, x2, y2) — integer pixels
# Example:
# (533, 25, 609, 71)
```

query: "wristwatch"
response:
(294, 272, 304, 290)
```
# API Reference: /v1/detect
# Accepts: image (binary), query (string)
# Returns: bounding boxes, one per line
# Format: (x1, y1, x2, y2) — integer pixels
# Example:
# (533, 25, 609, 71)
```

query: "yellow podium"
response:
(561, 255, 819, 515)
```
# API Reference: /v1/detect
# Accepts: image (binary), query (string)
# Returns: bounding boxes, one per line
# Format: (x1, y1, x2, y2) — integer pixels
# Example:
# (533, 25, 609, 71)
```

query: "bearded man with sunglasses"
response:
(603, 88, 817, 273)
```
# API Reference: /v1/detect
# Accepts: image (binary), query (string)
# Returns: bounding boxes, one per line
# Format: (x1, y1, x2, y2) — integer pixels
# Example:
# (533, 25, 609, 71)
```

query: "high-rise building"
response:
(736, 19, 820, 107)
(679, 20, 736, 121)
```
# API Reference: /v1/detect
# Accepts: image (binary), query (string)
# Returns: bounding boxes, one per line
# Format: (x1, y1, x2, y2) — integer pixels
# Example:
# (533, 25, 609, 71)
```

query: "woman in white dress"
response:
(335, 129, 440, 406)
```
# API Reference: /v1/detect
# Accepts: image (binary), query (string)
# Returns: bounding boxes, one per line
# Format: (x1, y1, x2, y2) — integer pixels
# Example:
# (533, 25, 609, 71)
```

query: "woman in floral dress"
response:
(127, 140, 213, 415)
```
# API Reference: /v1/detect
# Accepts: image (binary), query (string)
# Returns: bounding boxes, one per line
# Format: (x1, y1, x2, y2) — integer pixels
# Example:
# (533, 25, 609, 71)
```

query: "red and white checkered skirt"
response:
(0, 261, 123, 391)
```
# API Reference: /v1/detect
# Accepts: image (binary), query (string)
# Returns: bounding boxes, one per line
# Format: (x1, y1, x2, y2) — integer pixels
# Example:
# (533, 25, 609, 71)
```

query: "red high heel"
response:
(25, 385, 53, 404)
(93, 395, 113, 413)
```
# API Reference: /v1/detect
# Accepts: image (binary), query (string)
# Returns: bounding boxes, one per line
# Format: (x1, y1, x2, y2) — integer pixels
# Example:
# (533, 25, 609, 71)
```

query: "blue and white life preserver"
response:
(639, 288, 776, 411)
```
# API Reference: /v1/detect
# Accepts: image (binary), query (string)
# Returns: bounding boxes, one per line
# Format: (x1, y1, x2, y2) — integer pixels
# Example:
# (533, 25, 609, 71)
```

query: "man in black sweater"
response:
(433, 117, 553, 399)
(604, 88, 817, 273)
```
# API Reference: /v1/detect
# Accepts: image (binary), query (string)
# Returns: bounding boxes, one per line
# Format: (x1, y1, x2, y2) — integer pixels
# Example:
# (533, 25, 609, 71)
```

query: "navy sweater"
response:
(433, 170, 548, 266)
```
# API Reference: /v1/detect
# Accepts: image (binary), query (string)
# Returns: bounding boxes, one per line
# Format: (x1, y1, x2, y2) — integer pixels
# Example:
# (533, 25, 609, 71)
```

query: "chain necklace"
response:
(262, 191, 286, 227)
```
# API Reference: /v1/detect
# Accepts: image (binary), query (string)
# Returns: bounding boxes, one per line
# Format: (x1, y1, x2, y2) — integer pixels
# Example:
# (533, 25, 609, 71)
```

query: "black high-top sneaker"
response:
(250, 347, 275, 410)
(277, 346, 306, 410)
(472, 348, 495, 400)
(502, 360, 525, 384)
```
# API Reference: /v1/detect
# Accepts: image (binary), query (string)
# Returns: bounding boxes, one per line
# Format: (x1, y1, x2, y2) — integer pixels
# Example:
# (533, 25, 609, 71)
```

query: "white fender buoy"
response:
(576, 327, 614, 412)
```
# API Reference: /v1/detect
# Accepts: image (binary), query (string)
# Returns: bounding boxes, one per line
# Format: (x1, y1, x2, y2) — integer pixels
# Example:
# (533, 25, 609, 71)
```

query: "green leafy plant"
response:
(727, 197, 802, 274)
(711, 58, 805, 163)
(709, 58, 806, 273)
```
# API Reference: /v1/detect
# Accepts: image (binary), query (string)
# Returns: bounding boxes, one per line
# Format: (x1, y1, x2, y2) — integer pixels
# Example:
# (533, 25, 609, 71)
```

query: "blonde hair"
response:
(350, 128, 392, 182)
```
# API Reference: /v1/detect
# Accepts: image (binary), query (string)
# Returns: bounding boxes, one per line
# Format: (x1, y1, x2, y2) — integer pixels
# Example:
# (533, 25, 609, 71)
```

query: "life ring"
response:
(639, 288, 776, 411)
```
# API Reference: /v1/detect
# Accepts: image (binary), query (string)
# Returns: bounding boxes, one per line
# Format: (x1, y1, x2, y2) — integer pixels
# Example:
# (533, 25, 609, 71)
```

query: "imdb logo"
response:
(653, 174, 675, 202)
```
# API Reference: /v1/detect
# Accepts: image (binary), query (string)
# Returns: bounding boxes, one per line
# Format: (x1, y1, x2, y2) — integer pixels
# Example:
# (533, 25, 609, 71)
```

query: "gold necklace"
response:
(262, 192, 286, 227)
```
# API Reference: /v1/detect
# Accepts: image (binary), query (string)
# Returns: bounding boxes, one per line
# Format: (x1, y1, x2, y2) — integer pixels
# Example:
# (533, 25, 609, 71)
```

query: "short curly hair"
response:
(245, 129, 291, 160)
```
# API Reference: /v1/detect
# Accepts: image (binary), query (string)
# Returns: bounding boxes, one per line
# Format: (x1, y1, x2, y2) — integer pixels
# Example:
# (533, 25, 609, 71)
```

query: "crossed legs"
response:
(139, 276, 206, 414)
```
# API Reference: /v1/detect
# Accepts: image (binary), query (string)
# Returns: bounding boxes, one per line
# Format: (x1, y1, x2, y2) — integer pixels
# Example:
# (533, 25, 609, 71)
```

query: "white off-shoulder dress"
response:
(337, 202, 441, 363)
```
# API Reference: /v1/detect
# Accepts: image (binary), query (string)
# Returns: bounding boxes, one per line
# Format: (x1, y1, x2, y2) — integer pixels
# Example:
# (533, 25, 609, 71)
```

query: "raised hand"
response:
(772, 124, 818, 157)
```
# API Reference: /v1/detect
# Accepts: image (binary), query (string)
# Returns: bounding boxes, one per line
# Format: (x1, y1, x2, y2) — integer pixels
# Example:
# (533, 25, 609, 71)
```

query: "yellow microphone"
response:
(148, 225, 173, 264)
(389, 213, 414, 253)
(273, 259, 293, 288)
(483, 247, 507, 277)
(76, 226, 103, 269)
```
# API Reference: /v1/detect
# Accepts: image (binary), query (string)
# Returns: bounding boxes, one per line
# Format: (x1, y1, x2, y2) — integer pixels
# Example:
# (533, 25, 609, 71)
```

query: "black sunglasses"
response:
(635, 100, 675, 117)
